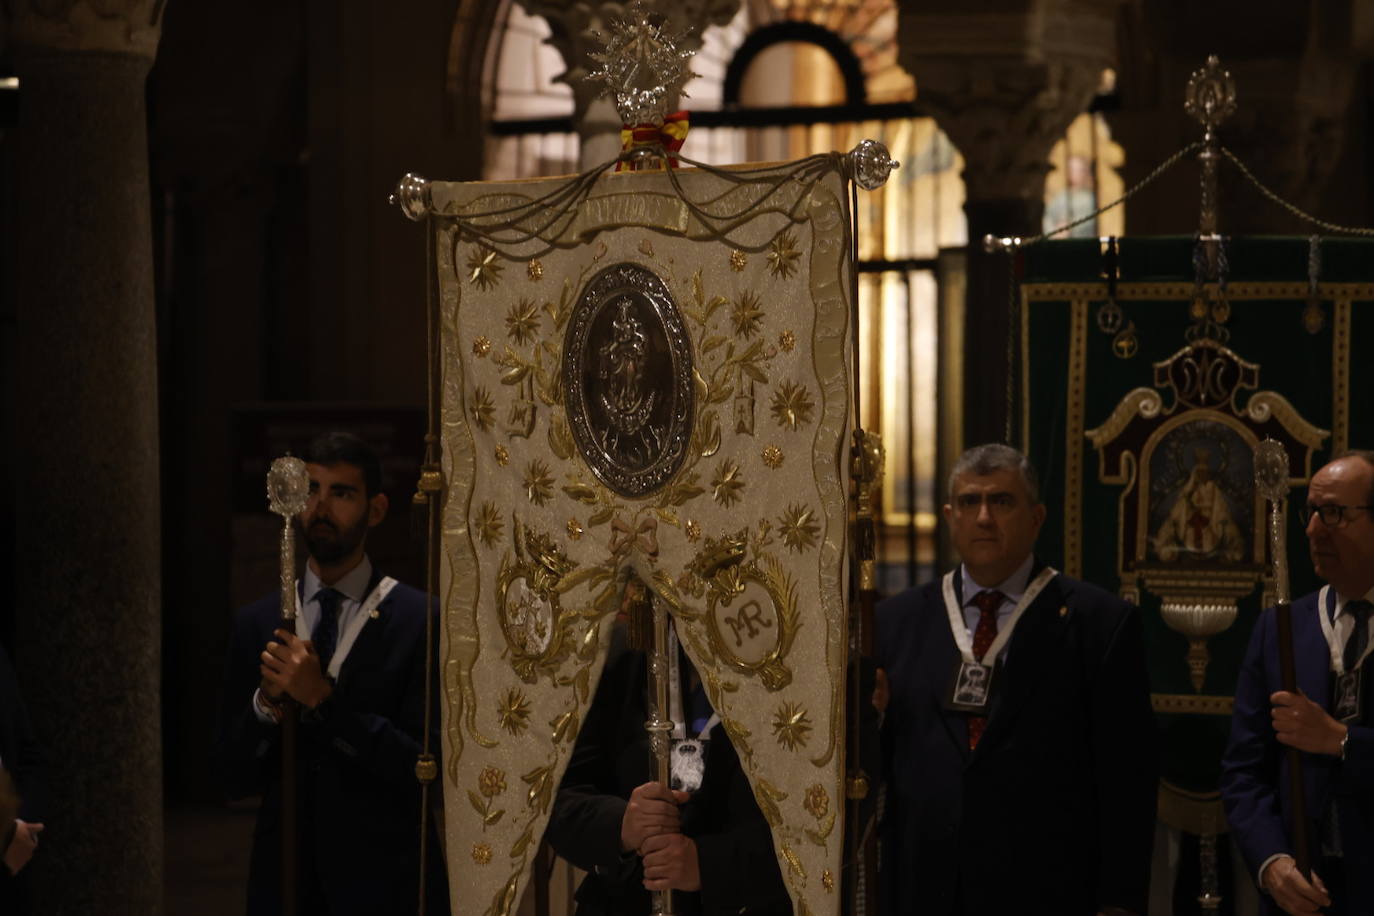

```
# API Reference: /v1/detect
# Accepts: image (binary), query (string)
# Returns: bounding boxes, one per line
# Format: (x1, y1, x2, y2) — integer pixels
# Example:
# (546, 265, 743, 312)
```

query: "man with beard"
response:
(217, 432, 448, 916)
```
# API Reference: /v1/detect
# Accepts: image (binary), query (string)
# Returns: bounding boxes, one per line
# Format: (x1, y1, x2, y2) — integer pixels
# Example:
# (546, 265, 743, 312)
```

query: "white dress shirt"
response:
(253, 556, 376, 723)
(959, 553, 1036, 663)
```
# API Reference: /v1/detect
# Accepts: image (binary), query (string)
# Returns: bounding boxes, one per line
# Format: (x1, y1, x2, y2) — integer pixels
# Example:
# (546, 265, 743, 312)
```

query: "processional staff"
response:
(267, 454, 311, 916)
(1254, 438, 1310, 878)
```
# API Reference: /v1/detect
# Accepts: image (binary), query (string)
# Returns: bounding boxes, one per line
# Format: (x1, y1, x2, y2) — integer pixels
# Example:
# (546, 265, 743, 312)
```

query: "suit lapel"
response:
(335, 584, 390, 687)
(973, 577, 1071, 753)
(1295, 595, 1331, 710)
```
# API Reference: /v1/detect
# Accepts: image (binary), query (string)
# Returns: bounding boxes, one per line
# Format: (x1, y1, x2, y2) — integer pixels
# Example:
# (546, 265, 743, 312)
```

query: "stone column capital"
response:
(897, 0, 1120, 202)
(6, 0, 164, 59)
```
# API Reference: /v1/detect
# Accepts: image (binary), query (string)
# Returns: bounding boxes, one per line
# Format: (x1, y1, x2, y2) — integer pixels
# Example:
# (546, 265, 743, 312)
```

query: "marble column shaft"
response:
(12, 50, 164, 914)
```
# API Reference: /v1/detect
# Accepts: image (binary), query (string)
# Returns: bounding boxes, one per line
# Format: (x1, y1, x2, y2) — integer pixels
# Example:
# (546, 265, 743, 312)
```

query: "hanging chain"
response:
(1220, 147, 1374, 237)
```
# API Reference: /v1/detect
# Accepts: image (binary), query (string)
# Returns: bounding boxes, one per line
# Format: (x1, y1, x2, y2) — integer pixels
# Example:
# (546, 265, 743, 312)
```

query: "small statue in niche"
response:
(596, 298, 663, 468)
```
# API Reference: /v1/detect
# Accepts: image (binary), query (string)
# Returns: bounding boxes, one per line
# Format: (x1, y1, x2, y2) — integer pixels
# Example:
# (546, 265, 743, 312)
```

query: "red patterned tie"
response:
(966, 589, 1005, 750)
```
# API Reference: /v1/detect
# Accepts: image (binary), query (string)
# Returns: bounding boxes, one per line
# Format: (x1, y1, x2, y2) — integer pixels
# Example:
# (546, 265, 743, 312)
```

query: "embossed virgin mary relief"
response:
(562, 262, 695, 497)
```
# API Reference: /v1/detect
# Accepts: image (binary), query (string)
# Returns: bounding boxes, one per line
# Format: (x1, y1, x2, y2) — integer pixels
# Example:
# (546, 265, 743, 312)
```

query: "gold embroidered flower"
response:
(505, 299, 541, 345)
(730, 290, 765, 339)
(778, 503, 819, 553)
(476, 502, 505, 547)
(527, 259, 544, 281)
(467, 245, 504, 289)
(804, 783, 830, 820)
(769, 380, 814, 431)
(711, 460, 745, 508)
(772, 702, 812, 751)
(761, 445, 784, 469)
(470, 386, 495, 432)
(472, 843, 493, 865)
(767, 230, 801, 279)
(478, 766, 507, 797)
(567, 518, 584, 540)
(779, 329, 796, 352)
(685, 519, 701, 542)
(822, 870, 835, 892)
(472, 335, 493, 357)
(524, 459, 554, 506)
(497, 688, 531, 736)
(494, 444, 509, 467)
(730, 250, 747, 272)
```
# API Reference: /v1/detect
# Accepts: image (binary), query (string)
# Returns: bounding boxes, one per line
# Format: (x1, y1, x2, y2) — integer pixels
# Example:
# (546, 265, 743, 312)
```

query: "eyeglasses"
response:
(1301, 504, 1374, 526)
(952, 492, 1019, 515)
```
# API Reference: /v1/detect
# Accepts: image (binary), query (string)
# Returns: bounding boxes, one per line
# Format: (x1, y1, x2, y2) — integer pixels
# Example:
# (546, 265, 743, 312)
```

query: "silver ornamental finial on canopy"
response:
(268, 455, 311, 621)
(1254, 438, 1291, 605)
(1184, 55, 1238, 135)
(390, 172, 432, 222)
(846, 139, 900, 191)
(585, 0, 699, 127)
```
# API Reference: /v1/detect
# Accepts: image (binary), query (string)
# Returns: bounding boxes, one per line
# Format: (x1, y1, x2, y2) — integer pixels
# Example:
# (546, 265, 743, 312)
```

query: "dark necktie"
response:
(313, 587, 342, 676)
(967, 589, 1005, 750)
(1344, 599, 1373, 673)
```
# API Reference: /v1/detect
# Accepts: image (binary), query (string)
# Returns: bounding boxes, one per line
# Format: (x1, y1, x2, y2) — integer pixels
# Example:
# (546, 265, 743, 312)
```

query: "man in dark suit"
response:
(545, 614, 791, 916)
(1221, 450, 1374, 916)
(217, 432, 448, 916)
(875, 443, 1155, 916)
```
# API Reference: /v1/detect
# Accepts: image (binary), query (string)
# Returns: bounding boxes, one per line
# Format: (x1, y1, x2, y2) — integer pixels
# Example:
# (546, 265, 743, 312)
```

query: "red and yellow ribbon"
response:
(616, 110, 690, 172)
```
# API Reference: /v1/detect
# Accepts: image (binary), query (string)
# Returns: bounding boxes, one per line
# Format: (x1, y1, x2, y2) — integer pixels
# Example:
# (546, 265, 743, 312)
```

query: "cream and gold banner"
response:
(431, 159, 854, 916)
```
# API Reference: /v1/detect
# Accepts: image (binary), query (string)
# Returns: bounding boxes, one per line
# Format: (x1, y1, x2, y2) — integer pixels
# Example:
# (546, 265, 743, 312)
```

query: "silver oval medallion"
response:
(563, 262, 694, 498)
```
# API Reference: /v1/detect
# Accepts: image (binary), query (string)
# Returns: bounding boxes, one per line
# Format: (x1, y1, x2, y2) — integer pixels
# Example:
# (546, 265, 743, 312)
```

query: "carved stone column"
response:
(896, 0, 1120, 446)
(7, 2, 165, 912)
(1108, 0, 1365, 235)
(514, 0, 740, 169)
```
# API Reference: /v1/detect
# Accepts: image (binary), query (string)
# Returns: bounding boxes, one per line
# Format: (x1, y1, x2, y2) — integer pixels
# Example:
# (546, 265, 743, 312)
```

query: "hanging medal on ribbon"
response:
(1317, 586, 1371, 724)
(665, 623, 717, 794)
(940, 567, 1058, 714)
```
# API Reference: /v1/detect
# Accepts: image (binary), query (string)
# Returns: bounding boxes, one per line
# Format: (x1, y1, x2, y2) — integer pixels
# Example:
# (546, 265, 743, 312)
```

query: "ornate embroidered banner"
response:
(430, 160, 854, 916)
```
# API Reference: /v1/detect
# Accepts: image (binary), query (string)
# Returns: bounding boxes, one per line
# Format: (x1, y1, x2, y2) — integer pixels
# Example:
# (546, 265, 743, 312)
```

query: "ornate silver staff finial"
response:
(1254, 438, 1291, 604)
(846, 139, 900, 191)
(585, 0, 699, 127)
(1184, 55, 1238, 135)
(268, 455, 311, 621)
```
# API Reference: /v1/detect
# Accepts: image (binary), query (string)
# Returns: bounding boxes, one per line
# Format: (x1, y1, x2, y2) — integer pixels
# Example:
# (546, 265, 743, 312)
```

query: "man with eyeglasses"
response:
(874, 443, 1156, 916)
(1223, 450, 1374, 915)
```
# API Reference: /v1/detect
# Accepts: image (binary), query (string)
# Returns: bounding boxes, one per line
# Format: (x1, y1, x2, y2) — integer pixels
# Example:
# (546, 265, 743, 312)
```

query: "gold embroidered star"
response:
(772, 702, 812, 750)
(467, 245, 504, 289)
(779, 329, 796, 352)
(527, 259, 544, 281)
(497, 688, 532, 736)
(476, 502, 505, 547)
(761, 445, 784, 469)
(470, 386, 495, 432)
(769, 380, 814, 431)
(524, 459, 554, 505)
(767, 230, 801, 279)
(731, 290, 765, 339)
(711, 460, 745, 507)
(472, 336, 492, 357)
(778, 503, 819, 553)
(505, 299, 541, 345)
(472, 843, 493, 865)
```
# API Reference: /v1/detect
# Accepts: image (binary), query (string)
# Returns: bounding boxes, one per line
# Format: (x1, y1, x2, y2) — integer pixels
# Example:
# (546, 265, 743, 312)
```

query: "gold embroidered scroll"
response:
(432, 160, 853, 916)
